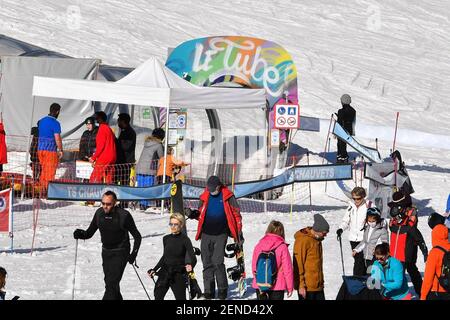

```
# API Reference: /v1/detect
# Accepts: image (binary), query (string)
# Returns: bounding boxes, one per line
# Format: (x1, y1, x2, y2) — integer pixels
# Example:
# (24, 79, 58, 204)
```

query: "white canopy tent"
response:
(31, 57, 267, 210)
(32, 57, 266, 109)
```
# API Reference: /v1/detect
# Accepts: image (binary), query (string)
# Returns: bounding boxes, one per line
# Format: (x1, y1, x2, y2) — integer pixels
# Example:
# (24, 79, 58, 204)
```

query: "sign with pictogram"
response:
(274, 103, 300, 129)
(169, 112, 188, 129)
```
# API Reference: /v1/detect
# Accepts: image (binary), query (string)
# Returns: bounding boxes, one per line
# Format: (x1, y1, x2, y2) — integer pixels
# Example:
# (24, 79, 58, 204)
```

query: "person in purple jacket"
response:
(252, 220, 294, 300)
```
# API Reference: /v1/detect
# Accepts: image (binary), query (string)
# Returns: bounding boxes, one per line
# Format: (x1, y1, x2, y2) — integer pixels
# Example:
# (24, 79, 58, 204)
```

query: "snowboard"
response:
(225, 242, 248, 298)
(170, 179, 202, 300)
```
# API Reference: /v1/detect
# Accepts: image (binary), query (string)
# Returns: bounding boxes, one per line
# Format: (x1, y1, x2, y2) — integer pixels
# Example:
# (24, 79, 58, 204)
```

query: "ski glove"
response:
(128, 250, 138, 264)
(73, 229, 86, 240)
(185, 208, 200, 220)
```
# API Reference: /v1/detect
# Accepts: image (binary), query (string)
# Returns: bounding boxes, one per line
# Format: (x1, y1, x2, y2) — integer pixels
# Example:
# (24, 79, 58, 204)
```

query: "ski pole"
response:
(132, 264, 151, 300)
(338, 235, 345, 276)
(72, 239, 78, 300)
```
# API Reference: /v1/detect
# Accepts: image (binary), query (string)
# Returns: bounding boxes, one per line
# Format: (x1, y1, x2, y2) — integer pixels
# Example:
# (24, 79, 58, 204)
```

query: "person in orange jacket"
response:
(0, 112, 7, 173)
(89, 111, 116, 184)
(421, 224, 450, 300)
(156, 147, 189, 183)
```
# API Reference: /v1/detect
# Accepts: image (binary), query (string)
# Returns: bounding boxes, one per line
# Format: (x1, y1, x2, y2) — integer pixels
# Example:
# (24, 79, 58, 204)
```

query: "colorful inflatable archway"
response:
(165, 36, 298, 109)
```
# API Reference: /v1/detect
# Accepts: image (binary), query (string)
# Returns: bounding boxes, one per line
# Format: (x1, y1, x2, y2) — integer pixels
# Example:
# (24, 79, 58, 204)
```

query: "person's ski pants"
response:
(38, 150, 58, 189)
(154, 270, 187, 300)
(350, 241, 366, 276)
(403, 261, 423, 296)
(200, 233, 229, 296)
(298, 290, 325, 300)
(256, 289, 285, 300)
(337, 140, 348, 159)
(136, 174, 155, 207)
(101, 247, 129, 300)
(90, 162, 115, 184)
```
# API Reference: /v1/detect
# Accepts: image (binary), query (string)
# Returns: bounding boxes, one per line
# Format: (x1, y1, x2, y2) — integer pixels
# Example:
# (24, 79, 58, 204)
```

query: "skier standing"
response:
(185, 175, 243, 300)
(252, 220, 293, 300)
(336, 187, 373, 276)
(421, 224, 450, 300)
(352, 207, 389, 272)
(148, 213, 197, 300)
(336, 94, 356, 163)
(73, 191, 142, 300)
(293, 214, 329, 300)
(388, 190, 428, 297)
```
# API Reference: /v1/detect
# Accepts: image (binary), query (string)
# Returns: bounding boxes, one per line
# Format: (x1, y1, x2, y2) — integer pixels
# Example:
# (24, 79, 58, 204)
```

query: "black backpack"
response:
(435, 246, 450, 292)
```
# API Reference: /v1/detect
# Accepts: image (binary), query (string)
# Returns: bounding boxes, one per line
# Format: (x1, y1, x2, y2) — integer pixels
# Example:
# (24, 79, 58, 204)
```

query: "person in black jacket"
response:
(388, 190, 428, 297)
(336, 94, 356, 163)
(73, 191, 142, 300)
(29, 126, 41, 182)
(78, 117, 98, 161)
(148, 213, 197, 300)
(115, 113, 136, 187)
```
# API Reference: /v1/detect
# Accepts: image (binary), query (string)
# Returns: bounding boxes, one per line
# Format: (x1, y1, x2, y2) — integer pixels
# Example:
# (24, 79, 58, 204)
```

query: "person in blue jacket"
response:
(370, 243, 411, 300)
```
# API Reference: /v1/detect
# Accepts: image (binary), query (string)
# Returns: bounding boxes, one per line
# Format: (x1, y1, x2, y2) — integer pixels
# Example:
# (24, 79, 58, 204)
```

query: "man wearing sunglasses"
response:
(337, 187, 373, 276)
(73, 191, 142, 300)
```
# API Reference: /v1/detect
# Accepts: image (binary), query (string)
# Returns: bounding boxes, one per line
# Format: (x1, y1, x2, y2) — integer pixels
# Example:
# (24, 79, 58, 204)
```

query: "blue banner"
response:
(333, 122, 382, 163)
(48, 164, 352, 201)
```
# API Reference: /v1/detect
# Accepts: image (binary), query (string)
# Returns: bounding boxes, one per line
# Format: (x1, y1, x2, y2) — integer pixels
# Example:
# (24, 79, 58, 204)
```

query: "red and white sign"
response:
(0, 188, 12, 233)
(274, 103, 300, 129)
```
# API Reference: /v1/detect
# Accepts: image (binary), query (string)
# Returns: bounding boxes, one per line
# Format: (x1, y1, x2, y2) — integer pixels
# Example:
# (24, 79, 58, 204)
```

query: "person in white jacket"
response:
(337, 187, 373, 276)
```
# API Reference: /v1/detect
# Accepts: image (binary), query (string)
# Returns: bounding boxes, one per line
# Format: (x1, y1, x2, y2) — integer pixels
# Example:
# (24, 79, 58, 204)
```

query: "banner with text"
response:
(48, 164, 352, 201)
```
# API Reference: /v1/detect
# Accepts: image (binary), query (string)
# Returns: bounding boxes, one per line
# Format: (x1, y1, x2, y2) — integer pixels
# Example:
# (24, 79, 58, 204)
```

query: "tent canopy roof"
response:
(32, 57, 266, 109)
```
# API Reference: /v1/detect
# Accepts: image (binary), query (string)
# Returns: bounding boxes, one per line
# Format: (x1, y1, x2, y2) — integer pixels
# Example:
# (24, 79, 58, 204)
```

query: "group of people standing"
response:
(30, 104, 187, 206)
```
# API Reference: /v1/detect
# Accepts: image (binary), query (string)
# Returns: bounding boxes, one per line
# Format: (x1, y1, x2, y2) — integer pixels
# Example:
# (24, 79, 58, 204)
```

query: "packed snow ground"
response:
(0, 0, 449, 300)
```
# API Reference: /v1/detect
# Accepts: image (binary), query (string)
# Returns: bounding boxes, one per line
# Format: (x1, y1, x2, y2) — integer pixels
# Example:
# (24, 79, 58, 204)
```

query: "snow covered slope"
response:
(0, 0, 449, 300)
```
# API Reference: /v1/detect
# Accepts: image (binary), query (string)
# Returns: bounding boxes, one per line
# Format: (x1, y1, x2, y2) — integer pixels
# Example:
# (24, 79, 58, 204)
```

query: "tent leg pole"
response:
(22, 97, 36, 201)
(161, 106, 170, 216)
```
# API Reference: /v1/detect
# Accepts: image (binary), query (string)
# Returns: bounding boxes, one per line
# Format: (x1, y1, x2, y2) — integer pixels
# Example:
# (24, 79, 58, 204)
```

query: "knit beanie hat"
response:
(341, 94, 351, 105)
(312, 214, 330, 233)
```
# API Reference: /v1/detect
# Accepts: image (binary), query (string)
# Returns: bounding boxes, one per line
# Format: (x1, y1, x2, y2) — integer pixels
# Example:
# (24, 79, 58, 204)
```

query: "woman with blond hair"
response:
(147, 213, 197, 300)
(252, 220, 294, 300)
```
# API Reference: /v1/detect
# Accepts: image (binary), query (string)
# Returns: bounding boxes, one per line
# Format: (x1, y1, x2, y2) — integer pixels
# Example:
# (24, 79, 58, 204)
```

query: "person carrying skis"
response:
(336, 94, 355, 163)
(353, 207, 389, 272)
(370, 243, 412, 300)
(293, 214, 329, 300)
(252, 220, 293, 300)
(337, 187, 373, 276)
(421, 224, 450, 300)
(185, 175, 243, 300)
(388, 190, 428, 297)
(73, 191, 142, 300)
(147, 213, 198, 300)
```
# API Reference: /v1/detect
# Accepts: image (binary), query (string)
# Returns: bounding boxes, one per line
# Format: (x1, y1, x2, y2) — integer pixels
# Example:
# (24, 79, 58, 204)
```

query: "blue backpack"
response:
(255, 245, 281, 292)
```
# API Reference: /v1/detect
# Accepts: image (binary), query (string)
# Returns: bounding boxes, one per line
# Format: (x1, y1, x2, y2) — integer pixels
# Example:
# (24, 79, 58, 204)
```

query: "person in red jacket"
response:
(0, 113, 7, 173)
(388, 190, 428, 297)
(185, 175, 243, 300)
(89, 111, 116, 184)
(421, 224, 450, 300)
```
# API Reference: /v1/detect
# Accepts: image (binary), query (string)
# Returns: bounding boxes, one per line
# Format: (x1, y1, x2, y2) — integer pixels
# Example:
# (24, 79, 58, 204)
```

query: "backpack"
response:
(435, 246, 450, 292)
(255, 244, 282, 292)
